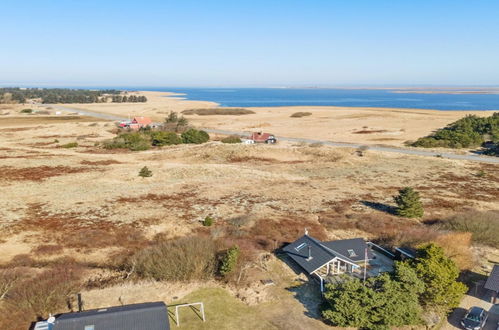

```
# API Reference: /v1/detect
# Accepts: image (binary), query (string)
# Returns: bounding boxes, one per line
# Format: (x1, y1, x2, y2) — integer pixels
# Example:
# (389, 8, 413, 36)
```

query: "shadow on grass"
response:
(360, 201, 397, 215)
(286, 279, 324, 320)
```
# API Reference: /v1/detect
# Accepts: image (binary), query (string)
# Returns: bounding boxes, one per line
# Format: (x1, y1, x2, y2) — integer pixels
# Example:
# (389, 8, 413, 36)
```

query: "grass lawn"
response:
(167, 287, 276, 330)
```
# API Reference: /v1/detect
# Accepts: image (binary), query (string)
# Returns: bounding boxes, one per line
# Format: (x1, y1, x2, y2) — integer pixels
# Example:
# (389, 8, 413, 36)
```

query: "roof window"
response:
(295, 243, 307, 251)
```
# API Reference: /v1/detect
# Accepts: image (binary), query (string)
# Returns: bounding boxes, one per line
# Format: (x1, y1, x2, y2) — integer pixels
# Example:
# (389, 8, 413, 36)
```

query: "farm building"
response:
(485, 264, 499, 304)
(249, 132, 276, 144)
(283, 233, 394, 291)
(33, 301, 170, 330)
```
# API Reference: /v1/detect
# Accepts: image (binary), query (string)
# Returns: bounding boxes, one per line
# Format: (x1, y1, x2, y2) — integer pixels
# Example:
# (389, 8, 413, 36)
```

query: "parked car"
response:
(461, 306, 488, 330)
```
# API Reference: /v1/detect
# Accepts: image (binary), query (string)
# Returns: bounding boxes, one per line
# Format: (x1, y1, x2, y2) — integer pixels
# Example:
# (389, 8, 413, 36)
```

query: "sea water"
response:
(142, 88, 499, 111)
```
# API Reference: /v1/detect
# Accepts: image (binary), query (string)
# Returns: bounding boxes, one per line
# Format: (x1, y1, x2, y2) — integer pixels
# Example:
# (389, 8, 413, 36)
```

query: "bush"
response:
(181, 128, 210, 144)
(203, 216, 214, 226)
(438, 210, 499, 248)
(221, 136, 242, 144)
(409, 243, 467, 311)
(412, 112, 499, 151)
(2, 264, 83, 321)
(130, 236, 217, 281)
(219, 245, 240, 276)
(20, 108, 32, 113)
(393, 187, 424, 218)
(290, 112, 312, 118)
(150, 131, 182, 146)
(60, 142, 78, 148)
(322, 263, 423, 328)
(138, 166, 153, 178)
(104, 132, 151, 151)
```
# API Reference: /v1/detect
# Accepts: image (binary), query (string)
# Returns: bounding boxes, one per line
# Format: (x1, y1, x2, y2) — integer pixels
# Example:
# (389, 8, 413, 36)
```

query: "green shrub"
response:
(393, 187, 424, 218)
(138, 166, 153, 178)
(60, 142, 78, 148)
(104, 132, 151, 151)
(408, 243, 467, 311)
(438, 210, 499, 248)
(150, 131, 182, 146)
(219, 245, 240, 276)
(221, 136, 242, 144)
(203, 216, 214, 226)
(412, 112, 499, 151)
(322, 263, 423, 328)
(131, 236, 217, 281)
(181, 128, 210, 144)
(20, 108, 33, 113)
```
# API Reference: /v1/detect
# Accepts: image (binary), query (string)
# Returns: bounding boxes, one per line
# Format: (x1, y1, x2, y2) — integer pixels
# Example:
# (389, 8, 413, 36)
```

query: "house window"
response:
(295, 243, 307, 251)
(347, 249, 357, 257)
(84, 326, 95, 330)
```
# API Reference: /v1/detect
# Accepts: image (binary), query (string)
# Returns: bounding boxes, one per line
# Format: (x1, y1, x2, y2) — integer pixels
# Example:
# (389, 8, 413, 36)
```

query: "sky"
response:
(2, 0, 499, 87)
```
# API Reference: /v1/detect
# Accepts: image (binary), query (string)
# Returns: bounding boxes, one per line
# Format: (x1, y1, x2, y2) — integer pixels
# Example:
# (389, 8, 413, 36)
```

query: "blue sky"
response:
(2, 0, 499, 87)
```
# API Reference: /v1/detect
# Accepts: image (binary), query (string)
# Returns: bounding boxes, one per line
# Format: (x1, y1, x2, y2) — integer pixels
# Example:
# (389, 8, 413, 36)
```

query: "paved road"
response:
(49, 104, 499, 164)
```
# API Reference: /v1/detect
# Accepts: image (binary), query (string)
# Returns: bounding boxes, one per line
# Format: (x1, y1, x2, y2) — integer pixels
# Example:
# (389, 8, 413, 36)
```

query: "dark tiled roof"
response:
(53, 301, 169, 330)
(283, 235, 359, 274)
(485, 265, 499, 292)
(322, 238, 374, 262)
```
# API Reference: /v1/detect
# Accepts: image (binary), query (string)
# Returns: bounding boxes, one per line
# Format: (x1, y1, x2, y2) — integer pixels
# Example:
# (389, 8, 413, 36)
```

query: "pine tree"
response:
(393, 187, 424, 218)
(138, 166, 153, 178)
(410, 244, 468, 311)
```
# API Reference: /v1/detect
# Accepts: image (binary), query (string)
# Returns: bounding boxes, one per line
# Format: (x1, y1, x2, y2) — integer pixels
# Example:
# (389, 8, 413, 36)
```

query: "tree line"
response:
(0, 87, 121, 104)
(111, 95, 147, 103)
(0, 87, 147, 104)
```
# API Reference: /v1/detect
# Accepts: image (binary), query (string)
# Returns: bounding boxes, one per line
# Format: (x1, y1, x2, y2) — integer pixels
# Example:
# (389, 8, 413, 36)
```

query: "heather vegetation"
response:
(412, 112, 499, 153)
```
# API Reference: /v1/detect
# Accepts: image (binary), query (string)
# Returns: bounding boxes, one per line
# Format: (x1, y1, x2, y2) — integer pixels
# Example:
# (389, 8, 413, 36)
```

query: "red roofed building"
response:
(249, 132, 277, 144)
(127, 116, 153, 130)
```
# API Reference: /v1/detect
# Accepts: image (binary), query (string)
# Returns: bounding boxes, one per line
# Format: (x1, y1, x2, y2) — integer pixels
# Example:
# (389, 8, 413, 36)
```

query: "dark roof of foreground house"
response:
(322, 238, 374, 263)
(283, 235, 363, 274)
(51, 301, 170, 330)
(485, 264, 499, 292)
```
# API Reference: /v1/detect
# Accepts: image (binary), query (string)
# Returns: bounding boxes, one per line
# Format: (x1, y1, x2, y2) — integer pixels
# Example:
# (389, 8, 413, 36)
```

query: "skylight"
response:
(295, 243, 307, 251)
(348, 249, 357, 257)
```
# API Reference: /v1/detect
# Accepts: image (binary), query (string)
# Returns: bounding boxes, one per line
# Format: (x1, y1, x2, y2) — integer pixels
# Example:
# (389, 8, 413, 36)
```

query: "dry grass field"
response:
(0, 104, 498, 329)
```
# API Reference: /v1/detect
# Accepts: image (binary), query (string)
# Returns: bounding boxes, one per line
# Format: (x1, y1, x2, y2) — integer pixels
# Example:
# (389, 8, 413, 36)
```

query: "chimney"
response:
(307, 245, 312, 261)
(77, 293, 83, 312)
(304, 228, 308, 236)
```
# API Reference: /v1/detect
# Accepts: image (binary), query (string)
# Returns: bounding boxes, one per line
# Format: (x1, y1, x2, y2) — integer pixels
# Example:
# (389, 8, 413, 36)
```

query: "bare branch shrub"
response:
(129, 235, 217, 281)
